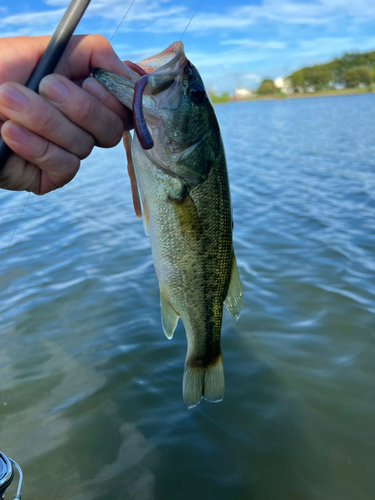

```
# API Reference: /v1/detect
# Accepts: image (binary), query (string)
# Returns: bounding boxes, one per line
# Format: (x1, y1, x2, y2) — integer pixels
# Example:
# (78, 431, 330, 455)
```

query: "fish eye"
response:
(188, 83, 206, 103)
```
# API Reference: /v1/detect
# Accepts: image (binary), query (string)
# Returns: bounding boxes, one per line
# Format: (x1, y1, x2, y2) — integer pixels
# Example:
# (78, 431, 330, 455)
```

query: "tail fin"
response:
(183, 354, 225, 408)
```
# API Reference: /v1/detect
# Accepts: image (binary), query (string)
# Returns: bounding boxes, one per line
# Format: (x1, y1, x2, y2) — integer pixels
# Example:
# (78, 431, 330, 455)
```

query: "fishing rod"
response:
(0, 0, 92, 172)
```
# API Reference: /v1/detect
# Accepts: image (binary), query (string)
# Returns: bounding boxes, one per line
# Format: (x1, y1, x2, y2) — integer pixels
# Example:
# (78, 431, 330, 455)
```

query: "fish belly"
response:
(133, 142, 233, 408)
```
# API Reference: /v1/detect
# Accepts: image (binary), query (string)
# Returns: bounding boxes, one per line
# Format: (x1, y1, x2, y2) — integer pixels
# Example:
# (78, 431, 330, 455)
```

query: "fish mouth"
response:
(133, 41, 186, 75)
(93, 42, 187, 150)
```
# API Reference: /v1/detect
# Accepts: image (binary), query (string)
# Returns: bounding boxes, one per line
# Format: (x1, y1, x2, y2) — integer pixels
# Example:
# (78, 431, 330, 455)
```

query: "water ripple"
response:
(0, 95, 374, 500)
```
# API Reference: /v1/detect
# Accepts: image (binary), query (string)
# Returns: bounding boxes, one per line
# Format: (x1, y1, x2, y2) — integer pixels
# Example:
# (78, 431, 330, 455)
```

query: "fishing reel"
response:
(0, 453, 22, 500)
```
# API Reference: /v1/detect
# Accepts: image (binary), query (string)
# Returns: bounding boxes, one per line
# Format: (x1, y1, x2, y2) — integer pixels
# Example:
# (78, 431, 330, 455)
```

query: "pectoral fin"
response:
(122, 131, 142, 219)
(160, 288, 179, 339)
(142, 201, 150, 236)
(224, 253, 242, 320)
(170, 190, 203, 241)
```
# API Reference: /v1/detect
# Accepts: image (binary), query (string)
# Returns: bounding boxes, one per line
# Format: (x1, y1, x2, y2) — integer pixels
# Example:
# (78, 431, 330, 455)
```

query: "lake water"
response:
(1, 94, 374, 500)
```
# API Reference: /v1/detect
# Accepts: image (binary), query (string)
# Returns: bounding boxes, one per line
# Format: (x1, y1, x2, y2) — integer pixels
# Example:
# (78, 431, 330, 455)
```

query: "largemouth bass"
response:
(93, 42, 242, 408)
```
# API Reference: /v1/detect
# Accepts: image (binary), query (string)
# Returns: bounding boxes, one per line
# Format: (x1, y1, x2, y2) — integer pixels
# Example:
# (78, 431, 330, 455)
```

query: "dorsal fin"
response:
(122, 131, 142, 219)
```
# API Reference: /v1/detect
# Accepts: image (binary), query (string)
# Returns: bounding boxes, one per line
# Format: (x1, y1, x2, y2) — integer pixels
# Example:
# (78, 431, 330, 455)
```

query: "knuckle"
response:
(90, 34, 111, 51)
(34, 155, 80, 195)
(35, 137, 59, 166)
(37, 107, 59, 136)
(36, 151, 80, 195)
(97, 116, 123, 148)
(0, 60, 7, 82)
(89, 35, 117, 68)
(76, 96, 96, 126)
(58, 154, 80, 184)
(77, 133, 95, 159)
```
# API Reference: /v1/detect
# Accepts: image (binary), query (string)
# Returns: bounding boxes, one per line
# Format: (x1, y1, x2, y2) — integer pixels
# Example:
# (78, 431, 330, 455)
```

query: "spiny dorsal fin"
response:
(160, 288, 179, 339)
(224, 253, 242, 320)
(122, 131, 142, 219)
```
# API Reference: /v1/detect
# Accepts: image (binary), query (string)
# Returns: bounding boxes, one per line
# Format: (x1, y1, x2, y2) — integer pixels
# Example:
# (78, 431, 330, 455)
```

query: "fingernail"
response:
(0, 87, 27, 111)
(82, 78, 106, 100)
(39, 76, 69, 104)
(6, 122, 29, 143)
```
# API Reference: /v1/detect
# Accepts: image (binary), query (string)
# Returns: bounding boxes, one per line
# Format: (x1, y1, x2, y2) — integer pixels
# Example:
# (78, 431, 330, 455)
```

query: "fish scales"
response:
(133, 136, 232, 354)
(93, 41, 242, 408)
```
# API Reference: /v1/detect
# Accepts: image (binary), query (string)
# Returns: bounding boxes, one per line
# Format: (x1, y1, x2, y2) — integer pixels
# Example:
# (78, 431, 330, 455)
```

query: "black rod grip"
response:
(0, 0, 91, 172)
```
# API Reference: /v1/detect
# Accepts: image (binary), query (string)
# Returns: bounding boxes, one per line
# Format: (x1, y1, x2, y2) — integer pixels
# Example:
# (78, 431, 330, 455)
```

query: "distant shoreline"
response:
(212, 88, 375, 105)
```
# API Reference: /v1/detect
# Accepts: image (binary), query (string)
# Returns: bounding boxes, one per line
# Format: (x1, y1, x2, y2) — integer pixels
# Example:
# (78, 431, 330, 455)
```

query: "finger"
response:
(0, 35, 126, 84)
(1, 34, 133, 96)
(55, 35, 131, 80)
(82, 77, 134, 131)
(0, 36, 50, 84)
(0, 138, 39, 193)
(1, 120, 80, 194)
(0, 35, 134, 127)
(39, 74, 124, 148)
(0, 81, 95, 159)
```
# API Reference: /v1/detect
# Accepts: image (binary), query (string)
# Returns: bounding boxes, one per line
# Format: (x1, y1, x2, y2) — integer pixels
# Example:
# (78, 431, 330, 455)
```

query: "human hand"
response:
(0, 35, 133, 194)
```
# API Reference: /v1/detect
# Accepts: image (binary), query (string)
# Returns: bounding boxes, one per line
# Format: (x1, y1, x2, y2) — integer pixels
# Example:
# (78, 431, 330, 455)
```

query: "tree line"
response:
(257, 50, 375, 94)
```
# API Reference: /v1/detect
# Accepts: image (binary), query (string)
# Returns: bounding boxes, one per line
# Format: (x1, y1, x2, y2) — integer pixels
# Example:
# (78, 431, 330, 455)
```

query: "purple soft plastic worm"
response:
(133, 75, 154, 150)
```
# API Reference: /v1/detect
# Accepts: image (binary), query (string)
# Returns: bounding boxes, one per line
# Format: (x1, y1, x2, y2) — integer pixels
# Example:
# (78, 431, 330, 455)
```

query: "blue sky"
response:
(1, 0, 375, 93)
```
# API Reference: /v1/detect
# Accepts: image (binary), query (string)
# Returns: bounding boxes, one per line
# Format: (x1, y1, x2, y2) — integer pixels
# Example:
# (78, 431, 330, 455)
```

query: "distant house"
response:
(274, 77, 293, 94)
(234, 88, 254, 99)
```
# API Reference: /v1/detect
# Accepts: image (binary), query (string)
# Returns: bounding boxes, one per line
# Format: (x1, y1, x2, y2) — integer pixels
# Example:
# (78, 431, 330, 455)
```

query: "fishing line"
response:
(95, 0, 137, 69)
(180, 0, 203, 40)
(109, 0, 137, 44)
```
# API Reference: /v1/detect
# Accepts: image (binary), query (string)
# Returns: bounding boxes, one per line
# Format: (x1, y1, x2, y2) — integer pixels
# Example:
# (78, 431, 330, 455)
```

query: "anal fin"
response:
(160, 288, 179, 339)
(224, 253, 242, 320)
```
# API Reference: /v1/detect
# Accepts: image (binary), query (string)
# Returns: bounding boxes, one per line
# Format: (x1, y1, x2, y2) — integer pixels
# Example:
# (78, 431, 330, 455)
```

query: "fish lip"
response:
(92, 68, 135, 89)
(92, 67, 141, 112)
(136, 41, 186, 75)
(92, 41, 187, 113)
(93, 41, 187, 93)
(93, 42, 189, 154)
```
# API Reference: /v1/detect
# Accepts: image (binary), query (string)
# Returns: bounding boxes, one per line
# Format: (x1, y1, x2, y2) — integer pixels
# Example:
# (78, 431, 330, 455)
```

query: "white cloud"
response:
(0, 0, 185, 33)
(113, 0, 375, 34)
(221, 39, 286, 50)
(0, 9, 65, 28)
(2, 0, 375, 94)
(243, 73, 262, 82)
(186, 48, 273, 69)
(3, 0, 375, 38)
(296, 36, 375, 60)
(45, 0, 70, 5)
